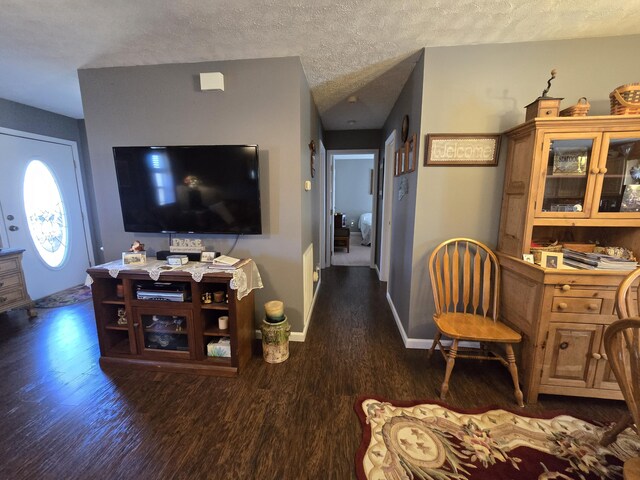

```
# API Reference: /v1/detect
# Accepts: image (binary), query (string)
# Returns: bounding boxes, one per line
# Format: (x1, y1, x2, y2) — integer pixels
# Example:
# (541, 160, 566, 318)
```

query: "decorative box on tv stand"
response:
(156, 250, 202, 262)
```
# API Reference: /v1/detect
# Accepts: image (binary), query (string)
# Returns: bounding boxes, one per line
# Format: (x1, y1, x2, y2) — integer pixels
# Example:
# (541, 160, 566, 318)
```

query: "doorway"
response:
(326, 150, 377, 267)
(0, 128, 94, 300)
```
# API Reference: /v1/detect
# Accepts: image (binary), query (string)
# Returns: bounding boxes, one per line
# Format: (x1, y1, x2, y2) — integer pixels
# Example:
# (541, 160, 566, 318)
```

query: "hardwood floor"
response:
(0, 266, 627, 479)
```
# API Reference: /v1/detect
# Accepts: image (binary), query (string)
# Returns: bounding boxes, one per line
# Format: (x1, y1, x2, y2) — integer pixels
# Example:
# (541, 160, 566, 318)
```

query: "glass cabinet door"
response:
(595, 135, 640, 216)
(136, 309, 193, 356)
(536, 136, 599, 217)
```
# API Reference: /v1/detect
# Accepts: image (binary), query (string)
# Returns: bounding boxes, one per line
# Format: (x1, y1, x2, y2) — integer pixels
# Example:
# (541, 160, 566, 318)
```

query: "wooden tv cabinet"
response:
(87, 264, 255, 377)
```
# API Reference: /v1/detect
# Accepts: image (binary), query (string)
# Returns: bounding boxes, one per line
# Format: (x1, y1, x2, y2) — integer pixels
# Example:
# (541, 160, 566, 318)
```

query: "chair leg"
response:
(428, 331, 441, 360)
(505, 344, 524, 407)
(600, 412, 633, 446)
(440, 339, 458, 401)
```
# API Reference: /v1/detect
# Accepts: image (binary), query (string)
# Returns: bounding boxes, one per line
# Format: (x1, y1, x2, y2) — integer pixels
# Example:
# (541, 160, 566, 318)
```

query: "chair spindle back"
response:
(603, 318, 640, 434)
(616, 268, 640, 319)
(429, 238, 499, 319)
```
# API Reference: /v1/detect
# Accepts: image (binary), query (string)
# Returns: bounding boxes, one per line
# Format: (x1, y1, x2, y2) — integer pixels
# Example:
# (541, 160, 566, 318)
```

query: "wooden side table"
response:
(0, 248, 36, 317)
(334, 227, 350, 252)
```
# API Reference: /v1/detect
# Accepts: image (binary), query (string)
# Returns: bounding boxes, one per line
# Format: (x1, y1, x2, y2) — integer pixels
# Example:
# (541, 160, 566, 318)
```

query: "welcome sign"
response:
(425, 134, 501, 166)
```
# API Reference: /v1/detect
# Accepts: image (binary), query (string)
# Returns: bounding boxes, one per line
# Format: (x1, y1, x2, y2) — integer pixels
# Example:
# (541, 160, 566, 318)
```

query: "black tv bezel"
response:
(112, 144, 263, 235)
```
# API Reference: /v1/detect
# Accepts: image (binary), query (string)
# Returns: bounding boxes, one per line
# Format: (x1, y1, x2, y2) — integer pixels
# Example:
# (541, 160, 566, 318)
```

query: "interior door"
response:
(0, 130, 93, 300)
(379, 131, 396, 282)
(327, 152, 336, 260)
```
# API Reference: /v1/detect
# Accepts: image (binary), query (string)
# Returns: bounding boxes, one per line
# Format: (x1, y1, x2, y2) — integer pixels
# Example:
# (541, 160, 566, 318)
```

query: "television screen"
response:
(113, 145, 262, 234)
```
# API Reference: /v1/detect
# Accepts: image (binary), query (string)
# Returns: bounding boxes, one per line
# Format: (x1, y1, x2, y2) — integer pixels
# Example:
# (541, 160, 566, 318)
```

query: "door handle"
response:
(8, 226, 18, 231)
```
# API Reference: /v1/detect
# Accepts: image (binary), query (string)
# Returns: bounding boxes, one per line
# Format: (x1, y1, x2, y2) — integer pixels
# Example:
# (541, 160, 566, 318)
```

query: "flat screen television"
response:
(112, 145, 262, 234)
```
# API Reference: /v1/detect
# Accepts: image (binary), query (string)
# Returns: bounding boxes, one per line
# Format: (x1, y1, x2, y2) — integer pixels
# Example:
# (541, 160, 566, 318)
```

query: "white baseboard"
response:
(385, 291, 479, 350)
(255, 277, 321, 343)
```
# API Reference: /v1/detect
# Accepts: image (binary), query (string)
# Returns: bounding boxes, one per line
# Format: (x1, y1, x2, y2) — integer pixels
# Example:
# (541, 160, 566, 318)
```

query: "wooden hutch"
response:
(497, 115, 640, 404)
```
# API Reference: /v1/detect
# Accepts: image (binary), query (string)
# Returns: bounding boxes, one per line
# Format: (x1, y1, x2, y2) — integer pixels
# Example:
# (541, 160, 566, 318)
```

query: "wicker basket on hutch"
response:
(559, 97, 590, 117)
(610, 83, 640, 115)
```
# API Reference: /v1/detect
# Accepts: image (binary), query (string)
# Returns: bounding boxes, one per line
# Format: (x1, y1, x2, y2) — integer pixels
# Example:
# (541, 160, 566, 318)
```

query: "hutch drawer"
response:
(551, 296, 603, 315)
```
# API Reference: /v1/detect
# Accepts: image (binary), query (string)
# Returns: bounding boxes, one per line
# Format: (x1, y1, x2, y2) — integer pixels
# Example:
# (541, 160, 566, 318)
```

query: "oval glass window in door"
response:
(23, 160, 68, 268)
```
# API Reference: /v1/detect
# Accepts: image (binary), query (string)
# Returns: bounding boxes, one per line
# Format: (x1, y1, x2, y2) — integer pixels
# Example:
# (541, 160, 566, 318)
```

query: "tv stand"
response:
(87, 263, 255, 376)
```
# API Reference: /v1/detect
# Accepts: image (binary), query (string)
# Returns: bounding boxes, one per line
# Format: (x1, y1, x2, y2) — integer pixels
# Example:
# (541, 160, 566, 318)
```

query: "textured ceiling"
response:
(2, 0, 640, 130)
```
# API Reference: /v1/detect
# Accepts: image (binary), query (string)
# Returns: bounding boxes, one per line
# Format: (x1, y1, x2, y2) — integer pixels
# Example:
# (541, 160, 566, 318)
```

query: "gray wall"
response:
(0, 98, 83, 142)
(380, 51, 424, 333)
(409, 34, 640, 339)
(79, 56, 319, 333)
(324, 129, 382, 150)
(335, 158, 374, 231)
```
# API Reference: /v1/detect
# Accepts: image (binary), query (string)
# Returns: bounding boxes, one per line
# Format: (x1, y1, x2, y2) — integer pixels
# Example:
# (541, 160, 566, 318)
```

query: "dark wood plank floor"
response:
(0, 267, 626, 479)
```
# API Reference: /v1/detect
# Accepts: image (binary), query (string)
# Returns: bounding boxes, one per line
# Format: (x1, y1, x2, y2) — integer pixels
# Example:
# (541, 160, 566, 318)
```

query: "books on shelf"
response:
(561, 248, 638, 271)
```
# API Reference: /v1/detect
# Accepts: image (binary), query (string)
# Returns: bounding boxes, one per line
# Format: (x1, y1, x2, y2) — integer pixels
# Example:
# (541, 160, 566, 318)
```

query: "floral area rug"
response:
(34, 284, 92, 308)
(355, 397, 640, 480)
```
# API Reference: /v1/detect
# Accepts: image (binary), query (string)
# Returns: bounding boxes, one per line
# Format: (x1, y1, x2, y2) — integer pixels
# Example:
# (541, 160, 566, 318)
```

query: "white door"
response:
(328, 152, 336, 261)
(0, 129, 93, 300)
(379, 131, 396, 282)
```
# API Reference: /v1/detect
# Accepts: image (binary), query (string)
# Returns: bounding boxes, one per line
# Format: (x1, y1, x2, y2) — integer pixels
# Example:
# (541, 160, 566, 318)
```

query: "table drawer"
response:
(552, 296, 603, 314)
(0, 274, 23, 292)
(0, 287, 27, 309)
(0, 257, 20, 275)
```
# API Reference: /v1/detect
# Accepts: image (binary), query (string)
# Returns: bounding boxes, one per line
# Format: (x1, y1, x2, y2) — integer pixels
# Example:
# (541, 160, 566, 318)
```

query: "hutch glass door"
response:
(596, 135, 640, 217)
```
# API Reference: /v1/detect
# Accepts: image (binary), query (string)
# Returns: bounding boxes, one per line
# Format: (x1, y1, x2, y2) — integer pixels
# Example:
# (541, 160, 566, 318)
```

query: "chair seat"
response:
(433, 312, 521, 343)
(624, 456, 640, 480)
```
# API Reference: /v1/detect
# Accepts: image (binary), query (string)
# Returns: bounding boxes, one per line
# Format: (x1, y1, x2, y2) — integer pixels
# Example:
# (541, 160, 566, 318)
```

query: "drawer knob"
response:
(561, 284, 571, 291)
(592, 352, 602, 360)
(559, 341, 569, 350)
(600, 167, 608, 174)
(0, 296, 6, 303)
(601, 353, 608, 361)
(557, 302, 568, 310)
(587, 303, 598, 311)
(590, 167, 600, 174)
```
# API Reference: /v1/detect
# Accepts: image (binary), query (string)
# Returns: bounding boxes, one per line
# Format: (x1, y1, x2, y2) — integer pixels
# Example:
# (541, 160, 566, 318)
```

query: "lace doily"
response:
(86, 258, 263, 300)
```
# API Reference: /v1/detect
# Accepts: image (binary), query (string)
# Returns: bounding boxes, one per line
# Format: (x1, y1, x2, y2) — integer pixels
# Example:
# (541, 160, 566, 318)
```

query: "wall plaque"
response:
(425, 134, 501, 166)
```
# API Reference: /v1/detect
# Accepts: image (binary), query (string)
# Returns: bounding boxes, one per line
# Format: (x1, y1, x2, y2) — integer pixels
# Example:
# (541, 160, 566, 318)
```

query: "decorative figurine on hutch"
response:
(524, 69, 564, 122)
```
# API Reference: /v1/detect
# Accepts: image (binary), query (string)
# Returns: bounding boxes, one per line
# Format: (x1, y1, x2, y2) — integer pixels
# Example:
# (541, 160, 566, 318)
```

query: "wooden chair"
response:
(600, 318, 640, 446)
(616, 267, 640, 319)
(428, 238, 524, 407)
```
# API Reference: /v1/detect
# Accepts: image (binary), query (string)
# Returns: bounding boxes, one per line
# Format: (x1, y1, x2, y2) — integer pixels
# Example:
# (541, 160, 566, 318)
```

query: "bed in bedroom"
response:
(358, 212, 372, 246)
